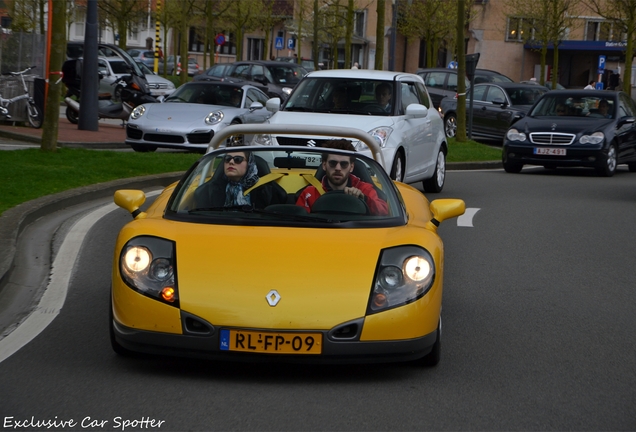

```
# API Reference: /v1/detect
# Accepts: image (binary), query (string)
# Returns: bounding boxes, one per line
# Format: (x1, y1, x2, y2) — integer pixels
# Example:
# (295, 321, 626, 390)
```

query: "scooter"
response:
(62, 57, 156, 125)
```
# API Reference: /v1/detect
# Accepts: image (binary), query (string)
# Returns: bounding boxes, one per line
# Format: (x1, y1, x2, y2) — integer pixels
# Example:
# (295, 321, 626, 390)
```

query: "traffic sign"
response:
(447, 61, 458, 69)
(215, 33, 225, 45)
(287, 38, 295, 49)
(275, 37, 284, 50)
(598, 55, 606, 70)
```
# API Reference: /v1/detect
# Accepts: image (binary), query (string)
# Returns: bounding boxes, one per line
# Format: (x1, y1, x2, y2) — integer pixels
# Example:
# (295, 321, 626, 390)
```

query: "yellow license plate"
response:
(220, 329, 322, 354)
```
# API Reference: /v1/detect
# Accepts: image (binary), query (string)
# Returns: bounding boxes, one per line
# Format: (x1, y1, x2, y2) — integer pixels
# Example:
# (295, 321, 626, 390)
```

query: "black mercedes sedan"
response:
(502, 90, 636, 176)
(440, 82, 548, 142)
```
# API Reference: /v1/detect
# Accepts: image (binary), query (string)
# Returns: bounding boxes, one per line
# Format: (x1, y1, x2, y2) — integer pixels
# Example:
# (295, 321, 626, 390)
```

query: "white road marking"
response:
(0, 190, 160, 364)
(457, 207, 480, 227)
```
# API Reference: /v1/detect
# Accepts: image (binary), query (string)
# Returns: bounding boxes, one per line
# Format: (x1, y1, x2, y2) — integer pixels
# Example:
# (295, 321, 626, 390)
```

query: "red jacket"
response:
(296, 174, 389, 216)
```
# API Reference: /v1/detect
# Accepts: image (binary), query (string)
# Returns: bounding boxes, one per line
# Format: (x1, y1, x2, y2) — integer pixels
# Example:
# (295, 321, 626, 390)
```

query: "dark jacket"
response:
(194, 176, 286, 209)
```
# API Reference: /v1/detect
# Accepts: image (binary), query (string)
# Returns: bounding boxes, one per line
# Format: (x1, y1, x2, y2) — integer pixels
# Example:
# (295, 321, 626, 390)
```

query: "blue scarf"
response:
(224, 156, 259, 206)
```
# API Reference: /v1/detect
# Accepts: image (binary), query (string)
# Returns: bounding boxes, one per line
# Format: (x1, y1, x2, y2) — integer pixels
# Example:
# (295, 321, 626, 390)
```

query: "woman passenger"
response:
(194, 150, 284, 209)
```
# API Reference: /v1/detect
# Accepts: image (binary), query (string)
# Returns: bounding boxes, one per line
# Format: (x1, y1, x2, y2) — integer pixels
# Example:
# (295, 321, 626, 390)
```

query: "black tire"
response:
(65, 106, 79, 124)
(26, 103, 42, 128)
(226, 120, 244, 146)
(596, 143, 617, 177)
(130, 144, 157, 153)
(109, 298, 134, 357)
(444, 113, 457, 138)
(390, 151, 405, 182)
(423, 148, 446, 193)
(502, 152, 523, 173)
(415, 318, 441, 367)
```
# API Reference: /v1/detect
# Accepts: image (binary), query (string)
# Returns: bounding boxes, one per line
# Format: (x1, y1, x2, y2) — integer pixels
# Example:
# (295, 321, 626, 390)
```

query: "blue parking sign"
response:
(275, 37, 284, 50)
(287, 38, 295, 49)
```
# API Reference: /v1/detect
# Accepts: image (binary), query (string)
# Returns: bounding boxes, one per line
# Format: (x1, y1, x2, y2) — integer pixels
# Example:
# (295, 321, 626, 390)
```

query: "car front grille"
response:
(275, 136, 333, 147)
(148, 83, 170, 89)
(529, 133, 575, 145)
(187, 131, 214, 144)
(144, 133, 185, 144)
(126, 125, 143, 140)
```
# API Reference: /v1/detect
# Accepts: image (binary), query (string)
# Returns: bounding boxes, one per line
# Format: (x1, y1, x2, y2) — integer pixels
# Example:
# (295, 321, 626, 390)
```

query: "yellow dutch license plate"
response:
(220, 329, 322, 354)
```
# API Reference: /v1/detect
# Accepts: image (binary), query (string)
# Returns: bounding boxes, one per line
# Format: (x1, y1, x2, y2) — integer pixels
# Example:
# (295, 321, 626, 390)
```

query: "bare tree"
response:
(98, 0, 148, 49)
(504, 0, 582, 89)
(375, 0, 385, 70)
(398, 0, 458, 68)
(456, 0, 467, 142)
(41, 0, 66, 152)
(218, 0, 264, 61)
(585, 0, 636, 93)
(6, 0, 38, 32)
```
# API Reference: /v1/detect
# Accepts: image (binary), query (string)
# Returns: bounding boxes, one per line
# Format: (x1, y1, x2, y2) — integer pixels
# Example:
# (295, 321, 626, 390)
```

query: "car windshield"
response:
(166, 147, 404, 227)
(164, 83, 242, 106)
(268, 65, 306, 85)
(283, 78, 397, 115)
(530, 94, 615, 118)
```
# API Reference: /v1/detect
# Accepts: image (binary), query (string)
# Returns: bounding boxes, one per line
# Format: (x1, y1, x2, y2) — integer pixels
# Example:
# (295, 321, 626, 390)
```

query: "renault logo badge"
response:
(266, 290, 281, 306)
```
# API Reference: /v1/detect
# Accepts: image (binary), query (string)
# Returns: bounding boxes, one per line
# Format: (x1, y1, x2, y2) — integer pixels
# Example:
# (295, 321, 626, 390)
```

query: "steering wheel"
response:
(364, 104, 387, 114)
(312, 190, 370, 215)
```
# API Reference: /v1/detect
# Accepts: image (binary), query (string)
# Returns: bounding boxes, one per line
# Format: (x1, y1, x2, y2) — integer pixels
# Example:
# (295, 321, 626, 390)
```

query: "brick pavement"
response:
(0, 116, 126, 148)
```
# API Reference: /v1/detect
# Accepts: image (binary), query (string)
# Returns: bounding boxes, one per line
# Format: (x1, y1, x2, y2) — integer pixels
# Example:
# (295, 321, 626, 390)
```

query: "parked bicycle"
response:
(0, 66, 43, 128)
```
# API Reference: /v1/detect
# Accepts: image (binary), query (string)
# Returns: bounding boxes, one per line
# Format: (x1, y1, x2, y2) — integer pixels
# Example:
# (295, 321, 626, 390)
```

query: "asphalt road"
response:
(0, 167, 635, 431)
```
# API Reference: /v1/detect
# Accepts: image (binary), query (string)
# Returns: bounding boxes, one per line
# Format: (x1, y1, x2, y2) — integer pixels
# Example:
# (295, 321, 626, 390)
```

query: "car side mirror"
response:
(492, 98, 507, 107)
(617, 116, 635, 128)
(265, 98, 281, 113)
(249, 102, 264, 111)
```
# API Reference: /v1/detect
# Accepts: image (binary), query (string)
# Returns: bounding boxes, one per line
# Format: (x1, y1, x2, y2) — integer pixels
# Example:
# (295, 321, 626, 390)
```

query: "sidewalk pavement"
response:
(0, 116, 127, 148)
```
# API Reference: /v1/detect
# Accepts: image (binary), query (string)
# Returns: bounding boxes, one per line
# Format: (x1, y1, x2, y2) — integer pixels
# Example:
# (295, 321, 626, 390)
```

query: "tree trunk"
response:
(456, 0, 466, 142)
(41, 0, 67, 153)
(375, 0, 385, 70)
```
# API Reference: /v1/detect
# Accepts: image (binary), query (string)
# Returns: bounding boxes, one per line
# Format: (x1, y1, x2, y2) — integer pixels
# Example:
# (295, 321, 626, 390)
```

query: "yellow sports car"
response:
(111, 124, 465, 366)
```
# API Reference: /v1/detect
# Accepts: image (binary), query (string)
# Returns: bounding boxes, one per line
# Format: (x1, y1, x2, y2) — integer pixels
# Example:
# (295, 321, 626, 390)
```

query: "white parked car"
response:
(252, 70, 447, 192)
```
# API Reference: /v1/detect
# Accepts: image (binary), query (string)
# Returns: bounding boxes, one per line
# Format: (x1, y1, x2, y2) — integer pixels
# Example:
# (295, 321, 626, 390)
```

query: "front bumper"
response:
(503, 142, 606, 167)
(125, 123, 211, 151)
(112, 317, 437, 364)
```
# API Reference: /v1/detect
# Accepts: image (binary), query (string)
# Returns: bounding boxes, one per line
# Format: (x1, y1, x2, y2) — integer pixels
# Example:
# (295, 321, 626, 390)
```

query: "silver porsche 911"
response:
(125, 82, 272, 152)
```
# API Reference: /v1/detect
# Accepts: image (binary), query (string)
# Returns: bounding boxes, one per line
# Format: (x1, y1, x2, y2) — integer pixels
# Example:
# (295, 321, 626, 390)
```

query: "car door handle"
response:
(481, 106, 487, 111)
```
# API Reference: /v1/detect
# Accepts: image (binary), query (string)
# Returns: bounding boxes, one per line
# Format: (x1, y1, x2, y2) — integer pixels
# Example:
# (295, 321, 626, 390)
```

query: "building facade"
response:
(59, 0, 634, 94)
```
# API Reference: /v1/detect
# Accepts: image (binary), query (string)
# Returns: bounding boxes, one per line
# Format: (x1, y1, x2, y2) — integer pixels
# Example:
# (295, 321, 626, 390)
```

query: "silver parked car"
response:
(125, 82, 272, 152)
(135, 61, 175, 98)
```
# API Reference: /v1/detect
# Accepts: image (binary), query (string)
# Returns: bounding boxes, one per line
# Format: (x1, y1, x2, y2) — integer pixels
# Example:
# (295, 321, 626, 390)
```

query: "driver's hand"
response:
(344, 187, 364, 199)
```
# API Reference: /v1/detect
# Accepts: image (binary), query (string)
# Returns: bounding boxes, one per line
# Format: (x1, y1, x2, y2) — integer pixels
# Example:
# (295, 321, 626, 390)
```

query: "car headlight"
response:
(205, 111, 224, 125)
(120, 236, 178, 306)
(579, 131, 604, 144)
(252, 134, 274, 145)
(506, 128, 526, 142)
(354, 126, 393, 151)
(368, 246, 435, 314)
(167, 82, 175, 89)
(282, 87, 293, 95)
(130, 105, 146, 120)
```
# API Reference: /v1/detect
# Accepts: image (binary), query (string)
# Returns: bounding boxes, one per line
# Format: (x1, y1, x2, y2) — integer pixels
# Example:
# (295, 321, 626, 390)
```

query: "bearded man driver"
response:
(296, 139, 389, 216)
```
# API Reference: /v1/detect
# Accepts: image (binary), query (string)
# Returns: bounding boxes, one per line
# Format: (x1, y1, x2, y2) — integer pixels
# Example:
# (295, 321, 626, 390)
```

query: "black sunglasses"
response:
(327, 160, 350, 169)
(224, 155, 245, 164)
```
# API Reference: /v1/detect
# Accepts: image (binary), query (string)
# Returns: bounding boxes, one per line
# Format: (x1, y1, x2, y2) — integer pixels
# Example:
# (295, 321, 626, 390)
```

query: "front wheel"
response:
(444, 113, 457, 138)
(390, 151, 405, 182)
(596, 143, 617, 177)
(65, 106, 79, 124)
(414, 318, 441, 367)
(422, 148, 446, 193)
(26, 103, 42, 128)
